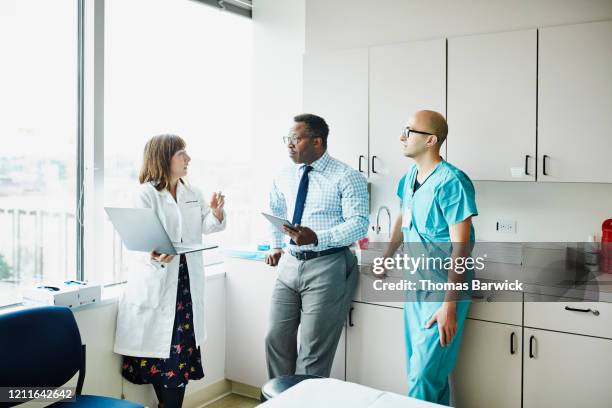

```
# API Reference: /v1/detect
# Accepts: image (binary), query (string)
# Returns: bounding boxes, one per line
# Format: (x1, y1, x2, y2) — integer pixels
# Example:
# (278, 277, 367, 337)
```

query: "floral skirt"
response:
(121, 255, 204, 388)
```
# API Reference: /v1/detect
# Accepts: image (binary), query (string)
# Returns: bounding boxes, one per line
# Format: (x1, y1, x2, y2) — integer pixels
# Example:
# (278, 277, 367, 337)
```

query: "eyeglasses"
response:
(283, 132, 312, 145)
(402, 127, 435, 139)
(283, 133, 299, 145)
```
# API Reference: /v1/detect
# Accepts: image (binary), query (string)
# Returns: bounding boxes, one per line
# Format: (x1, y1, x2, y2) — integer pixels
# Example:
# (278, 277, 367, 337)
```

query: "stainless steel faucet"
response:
(373, 205, 391, 238)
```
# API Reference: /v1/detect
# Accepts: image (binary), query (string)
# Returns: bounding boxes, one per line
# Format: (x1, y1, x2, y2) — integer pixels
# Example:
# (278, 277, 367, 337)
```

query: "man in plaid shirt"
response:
(264, 113, 369, 378)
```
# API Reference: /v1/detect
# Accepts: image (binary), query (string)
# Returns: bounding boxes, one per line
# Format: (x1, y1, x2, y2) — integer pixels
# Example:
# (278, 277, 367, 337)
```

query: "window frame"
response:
(0, 0, 84, 307)
(0, 0, 253, 302)
(84, 0, 252, 285)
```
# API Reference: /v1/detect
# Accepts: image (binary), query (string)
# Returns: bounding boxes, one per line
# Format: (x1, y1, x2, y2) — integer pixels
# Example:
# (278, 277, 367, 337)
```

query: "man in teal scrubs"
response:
(381, 110, 478, 405)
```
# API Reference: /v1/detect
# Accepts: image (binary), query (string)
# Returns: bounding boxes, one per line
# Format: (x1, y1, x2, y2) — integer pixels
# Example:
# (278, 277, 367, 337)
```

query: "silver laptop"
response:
(105, 207, 218, 255)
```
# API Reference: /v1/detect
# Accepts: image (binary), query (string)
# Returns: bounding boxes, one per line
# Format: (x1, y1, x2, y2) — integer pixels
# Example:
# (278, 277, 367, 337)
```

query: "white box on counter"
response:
(22, 284, 79, 308)
(62, 280, 102, 306)
(22, 280, 102, 308)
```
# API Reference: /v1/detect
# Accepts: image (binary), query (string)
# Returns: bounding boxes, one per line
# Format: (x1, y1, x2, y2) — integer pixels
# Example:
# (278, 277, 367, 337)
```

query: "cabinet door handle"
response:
(524, 155, 530, 176)
(565, 305, 600, 316)
(510, 332, 516, 355)
(358, 155, 365, 173)
(371, 156, 378, 174)
(529, 335, 535, 358)
(542, 155, 549, 176)
(348, 306, 354, 327)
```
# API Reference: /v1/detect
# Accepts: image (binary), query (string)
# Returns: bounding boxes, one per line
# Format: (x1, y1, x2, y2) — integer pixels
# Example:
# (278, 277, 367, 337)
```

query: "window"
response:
(0, 0, 253, 305)
(101, 0, 254, 284)
(0, 0, 78, 306)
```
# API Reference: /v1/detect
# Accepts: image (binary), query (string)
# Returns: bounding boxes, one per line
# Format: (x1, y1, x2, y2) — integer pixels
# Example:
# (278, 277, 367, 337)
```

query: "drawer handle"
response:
(371, 156, 378, 174)
(349, 306, 355, 327)
(510, 332, 516, 355)
(542, 155, 549, 176)
(529, 335, 535, 359)
(471, 293, 494, 302)
(564, 306, 600, 316)
(524, 155, 530, 176)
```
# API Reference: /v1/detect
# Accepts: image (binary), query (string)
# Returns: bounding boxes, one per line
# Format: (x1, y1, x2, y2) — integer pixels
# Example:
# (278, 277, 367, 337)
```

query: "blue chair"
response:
(0, 306, 143, 407)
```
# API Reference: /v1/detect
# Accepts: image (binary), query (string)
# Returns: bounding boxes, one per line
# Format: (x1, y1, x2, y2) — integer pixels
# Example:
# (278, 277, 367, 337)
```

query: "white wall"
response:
(305, 0, 612, 52)
(250, 0, 305, 244)
(473, 181, 612, 241)
(302, 0, 612, 241)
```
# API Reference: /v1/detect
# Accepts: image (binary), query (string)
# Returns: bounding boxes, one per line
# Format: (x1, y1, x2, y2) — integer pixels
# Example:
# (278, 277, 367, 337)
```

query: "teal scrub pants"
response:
(404, 295, 471, 406)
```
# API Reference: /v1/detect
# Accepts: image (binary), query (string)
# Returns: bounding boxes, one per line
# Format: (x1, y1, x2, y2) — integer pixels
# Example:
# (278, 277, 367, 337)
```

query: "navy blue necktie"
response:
(290, 165, 313, 244)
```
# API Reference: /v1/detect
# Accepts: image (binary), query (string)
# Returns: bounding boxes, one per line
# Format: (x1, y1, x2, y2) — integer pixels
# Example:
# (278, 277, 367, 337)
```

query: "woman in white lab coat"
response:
(114, 134, 226, 408)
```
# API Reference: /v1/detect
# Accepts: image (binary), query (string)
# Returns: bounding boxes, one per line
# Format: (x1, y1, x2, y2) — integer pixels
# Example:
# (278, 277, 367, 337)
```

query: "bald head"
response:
(411, 110, 448, 147)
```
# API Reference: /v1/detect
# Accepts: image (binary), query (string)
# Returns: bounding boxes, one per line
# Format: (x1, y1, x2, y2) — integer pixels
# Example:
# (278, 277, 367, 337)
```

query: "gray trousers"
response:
(265, 248, 358, 378)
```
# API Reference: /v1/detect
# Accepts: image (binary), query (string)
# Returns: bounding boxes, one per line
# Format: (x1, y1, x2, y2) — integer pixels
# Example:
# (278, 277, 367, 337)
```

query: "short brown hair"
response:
(139, 134, 186, 191)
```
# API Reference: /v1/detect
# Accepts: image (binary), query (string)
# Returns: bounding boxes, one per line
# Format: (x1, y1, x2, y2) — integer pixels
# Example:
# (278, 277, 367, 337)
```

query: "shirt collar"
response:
(297, 151, 330, 173)
(410, 160, 444, 196)
(153, 179, 186, 202)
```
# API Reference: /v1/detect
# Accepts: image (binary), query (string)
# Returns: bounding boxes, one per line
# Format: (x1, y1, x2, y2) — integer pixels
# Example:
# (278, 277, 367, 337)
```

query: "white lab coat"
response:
(114, 180, 226, 358)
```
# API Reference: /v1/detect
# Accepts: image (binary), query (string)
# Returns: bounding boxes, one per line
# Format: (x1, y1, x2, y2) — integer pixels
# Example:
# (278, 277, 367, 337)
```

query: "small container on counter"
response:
(602, 219, 612, 274)
(584, 234, 600, 273)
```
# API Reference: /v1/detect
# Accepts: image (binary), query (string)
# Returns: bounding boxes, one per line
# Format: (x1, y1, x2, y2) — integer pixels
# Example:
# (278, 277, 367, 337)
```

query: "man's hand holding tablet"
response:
(261, 213, 319, 249)
(261, 213, 297, 232)
(262, 213, 317, 265)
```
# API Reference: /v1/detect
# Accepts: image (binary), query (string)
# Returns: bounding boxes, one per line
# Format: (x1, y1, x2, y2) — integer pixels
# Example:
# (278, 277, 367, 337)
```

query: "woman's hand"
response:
(151, 251, 175, 264)
(209, 191, 225, 222)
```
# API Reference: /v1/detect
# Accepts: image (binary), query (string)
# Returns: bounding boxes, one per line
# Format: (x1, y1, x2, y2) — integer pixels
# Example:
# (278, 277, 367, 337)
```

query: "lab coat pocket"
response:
(182, 202, 201, 214)
(124, 261, 166, 308)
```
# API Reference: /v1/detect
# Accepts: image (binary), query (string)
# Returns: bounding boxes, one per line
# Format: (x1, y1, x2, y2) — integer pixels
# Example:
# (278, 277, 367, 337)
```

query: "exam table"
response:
(258, 378, 445, 407)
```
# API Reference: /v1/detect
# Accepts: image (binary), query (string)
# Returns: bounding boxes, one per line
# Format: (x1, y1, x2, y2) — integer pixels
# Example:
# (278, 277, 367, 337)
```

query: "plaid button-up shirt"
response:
(269, 151, 369, 252)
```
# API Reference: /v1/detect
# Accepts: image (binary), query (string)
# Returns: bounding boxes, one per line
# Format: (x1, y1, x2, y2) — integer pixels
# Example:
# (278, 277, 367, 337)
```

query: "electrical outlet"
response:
(496, 220, 517, 234)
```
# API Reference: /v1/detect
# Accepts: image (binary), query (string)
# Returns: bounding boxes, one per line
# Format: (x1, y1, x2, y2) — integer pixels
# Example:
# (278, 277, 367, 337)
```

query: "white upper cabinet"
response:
(369, 39, 446, 223)
(538, 21, 612, 183)
(303, 20, 612, 189)
(447, 29, 537, 181)
(303, 48, 369, 175)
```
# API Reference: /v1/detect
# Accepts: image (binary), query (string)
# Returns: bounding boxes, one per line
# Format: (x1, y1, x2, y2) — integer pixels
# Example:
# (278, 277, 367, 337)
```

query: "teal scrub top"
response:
(397, 161, 478, 291)
(397, 160, 478, 244)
